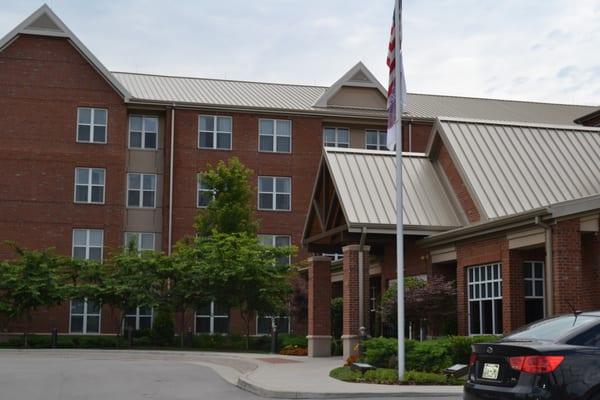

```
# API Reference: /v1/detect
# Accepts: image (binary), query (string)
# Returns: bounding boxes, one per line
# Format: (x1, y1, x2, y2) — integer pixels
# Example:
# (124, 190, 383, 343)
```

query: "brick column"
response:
(307, 256, 332, 357)
(502, 249, 526, 333)
(552, 219, 582, 314)
(342, 244, 370, 360)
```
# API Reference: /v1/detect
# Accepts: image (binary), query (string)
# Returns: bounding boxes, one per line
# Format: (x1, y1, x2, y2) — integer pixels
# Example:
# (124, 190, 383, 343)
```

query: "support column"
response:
(307, 256, 332, 357)
(503, 249, 526, 333)
(342, 244, 370, 360)
(552, 219, 582, 314)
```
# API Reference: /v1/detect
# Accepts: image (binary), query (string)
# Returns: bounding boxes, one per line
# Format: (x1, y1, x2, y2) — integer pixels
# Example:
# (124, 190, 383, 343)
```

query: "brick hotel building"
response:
(0, 5, 599, 350)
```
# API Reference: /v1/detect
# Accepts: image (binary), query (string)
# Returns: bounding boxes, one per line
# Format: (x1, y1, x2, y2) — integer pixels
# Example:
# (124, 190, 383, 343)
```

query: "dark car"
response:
(464, 312, 600, 400)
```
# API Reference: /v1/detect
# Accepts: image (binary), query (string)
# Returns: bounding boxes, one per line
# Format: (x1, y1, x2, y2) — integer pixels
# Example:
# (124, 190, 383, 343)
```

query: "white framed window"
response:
(72, 229, 104, 261)
(129, 115, 158, 150)
(199, 115, 232, 150)
(70, 298, 101, 334)
(259, 119, 291, 153)
(524, 261, 545, 324)
(197, 175, 215, 208)
(124, 232, 155, 253)
(77, 107, 107, 143)
(127, 173, 156, 208)
(467, 263, 502, 335)
(365, 130, 387, 150)
(323, 127, 349, 148)
(322, 253, 343, 261)
(74, 168, 105, 204)
(195, 301, 229, 334)
(257, 315, 290, 335)
(124, 306, 153, 331)
(258, 176, 291, 211)
(259, 234, 291, 265)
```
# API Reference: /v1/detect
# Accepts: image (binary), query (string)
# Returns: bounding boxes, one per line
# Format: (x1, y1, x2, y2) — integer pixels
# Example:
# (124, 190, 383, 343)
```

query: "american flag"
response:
(386, 0, 407, 150)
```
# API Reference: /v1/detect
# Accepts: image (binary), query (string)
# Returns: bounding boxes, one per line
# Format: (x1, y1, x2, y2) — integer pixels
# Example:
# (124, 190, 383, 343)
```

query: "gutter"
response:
(167, 105, 175, 255)
(358, 227, 367, 330)
(534, 216, 554, 317)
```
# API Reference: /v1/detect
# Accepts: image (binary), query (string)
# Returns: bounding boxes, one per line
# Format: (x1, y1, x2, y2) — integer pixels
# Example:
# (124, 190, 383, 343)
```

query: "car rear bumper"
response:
(464, 382, 554, 400)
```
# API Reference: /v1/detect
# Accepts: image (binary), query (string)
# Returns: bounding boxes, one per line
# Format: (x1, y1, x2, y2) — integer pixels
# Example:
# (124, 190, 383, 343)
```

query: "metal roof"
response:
(323, 148, 462, 231)
(436, 118, 600, 220)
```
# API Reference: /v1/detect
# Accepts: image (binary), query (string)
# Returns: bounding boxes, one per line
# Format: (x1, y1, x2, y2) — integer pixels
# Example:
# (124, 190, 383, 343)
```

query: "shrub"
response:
(330, 367, 461, 385)
(278, 334, 307, 348)
(362, 337, 399, 368)
(364, 368, 398, 384)
(402, 370, 447, 385)
(279, 345, 307, 356)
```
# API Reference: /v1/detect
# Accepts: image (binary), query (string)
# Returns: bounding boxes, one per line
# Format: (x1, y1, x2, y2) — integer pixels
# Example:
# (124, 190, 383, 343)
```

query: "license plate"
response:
(482, 363, 500, 380)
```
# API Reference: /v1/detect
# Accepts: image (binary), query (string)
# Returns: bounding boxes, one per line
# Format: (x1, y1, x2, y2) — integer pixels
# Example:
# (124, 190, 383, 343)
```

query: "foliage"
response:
(360, 336, 500, 372)
(279, 345, 308, 356)
(0, 246, 66, 347)
(288, 273, 307, 324)
(329, 367, 462, 385)
(151, 306, 175, 346)
(194, 157, 258, 236)
(331, 297, 343, 339)
(279, 334, 307, 348)
(381, 276, 456, 332)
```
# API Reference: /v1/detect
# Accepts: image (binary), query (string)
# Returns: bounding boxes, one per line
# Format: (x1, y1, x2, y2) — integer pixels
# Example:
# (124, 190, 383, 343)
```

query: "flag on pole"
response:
(386, 3, 407, 150)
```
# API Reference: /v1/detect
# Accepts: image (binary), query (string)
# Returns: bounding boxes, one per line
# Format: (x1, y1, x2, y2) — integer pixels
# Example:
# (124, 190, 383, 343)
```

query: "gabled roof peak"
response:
(313, 61, 387, 108)
(0, 4, 130, 101)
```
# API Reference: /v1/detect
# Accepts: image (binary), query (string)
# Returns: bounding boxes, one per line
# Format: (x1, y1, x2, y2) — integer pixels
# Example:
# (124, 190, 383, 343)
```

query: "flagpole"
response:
(394, 0, 405, 381)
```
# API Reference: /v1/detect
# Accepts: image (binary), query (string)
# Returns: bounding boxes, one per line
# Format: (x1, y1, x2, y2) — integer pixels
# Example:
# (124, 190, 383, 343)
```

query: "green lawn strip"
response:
(329, 366, 464, 385)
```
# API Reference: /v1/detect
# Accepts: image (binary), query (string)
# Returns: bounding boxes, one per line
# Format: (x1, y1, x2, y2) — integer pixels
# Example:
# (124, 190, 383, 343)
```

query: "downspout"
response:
(167, 105, 176, 255)
(358, 227, 367, 330)
(535, 216, 553, 316)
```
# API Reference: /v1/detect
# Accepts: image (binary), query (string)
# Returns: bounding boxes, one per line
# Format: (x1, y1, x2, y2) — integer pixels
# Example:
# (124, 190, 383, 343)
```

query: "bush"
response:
(330, 367, 461, 385)
(364, 368, 399, 384)
(152, 307, 174, 346)
(402, 370, 447, 385)
(279, 344, 307, 356)
(278, 334, 307, 349)
(362, 337, 399, 368)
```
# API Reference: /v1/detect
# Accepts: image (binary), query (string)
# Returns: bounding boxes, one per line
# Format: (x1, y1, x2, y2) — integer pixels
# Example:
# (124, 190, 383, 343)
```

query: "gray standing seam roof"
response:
(324, 148, 462, 230)
(437, 118, 600, 220)
(113, 72, 596, 125)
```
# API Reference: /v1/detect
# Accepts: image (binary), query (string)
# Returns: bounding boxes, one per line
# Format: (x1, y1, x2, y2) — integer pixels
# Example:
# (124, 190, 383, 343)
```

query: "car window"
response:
(568, 325, 600, 347)
(504, 315, 599, 342)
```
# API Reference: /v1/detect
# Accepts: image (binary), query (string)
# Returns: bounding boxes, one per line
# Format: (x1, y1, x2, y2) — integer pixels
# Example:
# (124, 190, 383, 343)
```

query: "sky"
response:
(0, 0, 599, 105)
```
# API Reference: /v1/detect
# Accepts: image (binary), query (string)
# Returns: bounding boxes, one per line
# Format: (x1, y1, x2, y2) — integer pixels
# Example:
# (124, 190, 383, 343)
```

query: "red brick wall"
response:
(307, 257, 331, 336)
(342, 246, 370, 336)
(552, 219, 582, 313)
(403, 121, 433, 153)
(0, 35, 127, 332)
(436, 143, 481, 222)
(582, 233, 600, 310)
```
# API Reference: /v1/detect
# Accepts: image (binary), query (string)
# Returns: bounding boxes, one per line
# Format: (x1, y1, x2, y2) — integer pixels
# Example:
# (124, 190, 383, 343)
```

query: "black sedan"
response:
(464, 312, 600, 400)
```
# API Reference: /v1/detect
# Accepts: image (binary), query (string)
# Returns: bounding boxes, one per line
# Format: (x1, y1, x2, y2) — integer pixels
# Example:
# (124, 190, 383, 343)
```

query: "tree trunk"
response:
(241, 313, 250, 350)
(24, 311, 31, 349)
(180, 308, 185, 348)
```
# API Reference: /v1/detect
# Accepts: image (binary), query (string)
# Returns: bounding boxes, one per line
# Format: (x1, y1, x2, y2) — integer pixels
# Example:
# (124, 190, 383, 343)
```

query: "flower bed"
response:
(330, 366, 464, 385)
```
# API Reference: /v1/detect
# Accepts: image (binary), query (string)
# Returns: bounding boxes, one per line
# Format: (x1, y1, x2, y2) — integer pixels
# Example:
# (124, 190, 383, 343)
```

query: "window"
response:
(195, 301, 229, 334)
(467, 263, 503, 335)
(129, 115, 158, 149)
(259, 119, 291, 153)
(259, 234, 291, 265)
(127, 173, 156, 208)
(74, 168, 105, 204)
(322, 253, 343, 261)
(72, 229, 103, 261)
(70, 298, 101, 334)
(323, 127, 349, 148)
(199, 115, 232, 150)
(124, 232, 155, 253)
(197, 175, 214, 208)
(365, 130, 387, 150)
(524, 261, 544, 324)
(258, 176, 291, 211)
(124, 306, 153, 331)
(77, 107, 107, 143)
(257, 316, 290, 335)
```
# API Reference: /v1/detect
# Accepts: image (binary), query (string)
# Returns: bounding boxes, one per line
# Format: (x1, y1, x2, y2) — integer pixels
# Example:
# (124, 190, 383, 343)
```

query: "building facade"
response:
(1, 5, 599, 342)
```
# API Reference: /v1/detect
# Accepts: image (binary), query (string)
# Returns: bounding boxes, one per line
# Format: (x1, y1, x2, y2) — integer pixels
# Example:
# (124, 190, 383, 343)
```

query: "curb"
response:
(236, 375, 463, 399)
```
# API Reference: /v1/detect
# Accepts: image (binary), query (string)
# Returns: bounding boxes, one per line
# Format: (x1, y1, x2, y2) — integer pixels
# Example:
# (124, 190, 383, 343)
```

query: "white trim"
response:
(74, 167, 105, 204)
(76, 107, 108, 144)
(128, 115, 158, 150)
(364, 129, 387, 150)
(123, 306, 153, 331)
(323, 127, 350, 148)
(194, 301, 229, 334)
(196, 173, 215, 208)
(257, 176, 292, 211)
(198, 115, 233, 150)
(72, 229, 104, 262)
(256, 315, 290, 335)
(258, 234, 292, 265)
(467, 263, 502, 335)
(69, 298, 101, 334)
(124, 232, 156, 253)
(258, 118, 292, 154)
(126, 173, 157, 208)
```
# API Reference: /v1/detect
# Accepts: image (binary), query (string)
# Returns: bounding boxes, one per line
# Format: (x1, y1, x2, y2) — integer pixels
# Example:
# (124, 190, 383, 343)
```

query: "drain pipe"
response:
(167, 105, 175, 255)
(535, 216, 553, 316)
(358, 227, 367, 330)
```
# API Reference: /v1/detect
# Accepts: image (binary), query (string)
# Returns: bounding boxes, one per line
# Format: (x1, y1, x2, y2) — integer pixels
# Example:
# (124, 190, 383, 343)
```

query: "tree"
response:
(0, 246, 65, 347)
(195, 157, 257, 236)
(180, 232, 294, 347)
(381, 275, 456, 337)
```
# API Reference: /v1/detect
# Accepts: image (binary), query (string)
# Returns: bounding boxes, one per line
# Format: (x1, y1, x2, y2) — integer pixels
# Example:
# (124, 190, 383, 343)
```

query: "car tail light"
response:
(469, 352, 477, 367)
(508, 355, 565, 374)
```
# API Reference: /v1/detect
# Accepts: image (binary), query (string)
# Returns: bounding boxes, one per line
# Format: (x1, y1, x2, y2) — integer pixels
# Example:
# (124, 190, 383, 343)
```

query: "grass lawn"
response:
(329, 366, 465, 385)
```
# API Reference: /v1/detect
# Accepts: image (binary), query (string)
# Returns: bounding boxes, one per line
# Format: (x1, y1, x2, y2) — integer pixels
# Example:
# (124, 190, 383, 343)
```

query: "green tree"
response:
(0, 246, 65, 347)
(195, 157, 257, 236)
